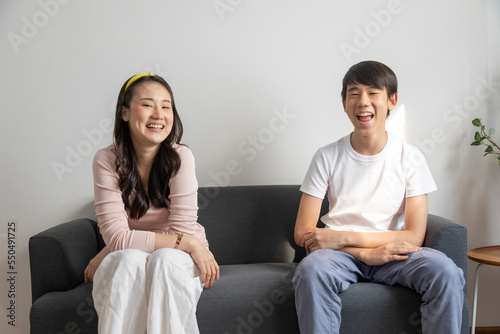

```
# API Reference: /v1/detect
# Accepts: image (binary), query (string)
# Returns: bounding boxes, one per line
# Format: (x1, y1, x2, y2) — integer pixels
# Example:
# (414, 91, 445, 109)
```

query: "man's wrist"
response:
(357, 248, 368, 263)
(338, 231, 351, 249)
(340, 246, 364, 262)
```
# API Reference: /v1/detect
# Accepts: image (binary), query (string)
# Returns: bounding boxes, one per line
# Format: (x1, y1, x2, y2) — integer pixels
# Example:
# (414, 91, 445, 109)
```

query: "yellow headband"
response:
(124, 73, 155, 92)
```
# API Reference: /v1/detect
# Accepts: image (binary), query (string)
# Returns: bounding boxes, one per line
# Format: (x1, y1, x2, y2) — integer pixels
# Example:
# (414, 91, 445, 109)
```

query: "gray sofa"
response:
(29, 185, 468, 333)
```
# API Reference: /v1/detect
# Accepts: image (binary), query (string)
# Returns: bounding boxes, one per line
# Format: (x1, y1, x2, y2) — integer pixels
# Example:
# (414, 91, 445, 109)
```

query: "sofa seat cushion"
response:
(197, 263, 300, 334)
(30, 283, 98, 333)
(340, 282, 422, 333)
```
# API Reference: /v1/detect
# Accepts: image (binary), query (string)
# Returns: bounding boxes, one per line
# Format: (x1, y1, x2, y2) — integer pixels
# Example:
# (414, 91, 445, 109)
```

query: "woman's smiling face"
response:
(121, 81, 174, 150)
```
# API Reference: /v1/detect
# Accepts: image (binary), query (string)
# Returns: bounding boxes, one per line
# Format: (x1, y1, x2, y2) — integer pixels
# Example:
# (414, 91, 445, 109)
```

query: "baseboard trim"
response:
(473, 327, 500, 334)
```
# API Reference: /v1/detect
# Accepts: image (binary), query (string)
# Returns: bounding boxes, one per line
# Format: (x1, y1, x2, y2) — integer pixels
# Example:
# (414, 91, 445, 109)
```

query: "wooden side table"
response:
(467, 246, 500, 334)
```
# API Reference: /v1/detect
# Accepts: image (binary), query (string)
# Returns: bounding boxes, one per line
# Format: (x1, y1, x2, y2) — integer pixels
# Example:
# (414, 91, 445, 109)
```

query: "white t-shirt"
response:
(300, 133, 437, 232)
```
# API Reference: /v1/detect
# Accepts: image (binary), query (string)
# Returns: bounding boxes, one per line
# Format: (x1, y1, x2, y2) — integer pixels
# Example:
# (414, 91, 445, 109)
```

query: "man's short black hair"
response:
(341, 60, 398, 102)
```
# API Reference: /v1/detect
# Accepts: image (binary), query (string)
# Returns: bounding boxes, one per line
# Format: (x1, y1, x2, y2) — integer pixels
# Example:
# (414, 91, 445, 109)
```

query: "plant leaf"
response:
(489, 128, 496, 136)
(472, 118, 481, 127)
(481, 125, 485, 132)
(485, 145, 494, 153)
(475, 131, 481, 141)
(471, 141, 481, 146)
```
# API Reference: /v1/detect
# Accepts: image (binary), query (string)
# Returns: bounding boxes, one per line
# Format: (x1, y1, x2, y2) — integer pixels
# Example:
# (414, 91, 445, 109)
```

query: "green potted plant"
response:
(471, 118, 500, 166)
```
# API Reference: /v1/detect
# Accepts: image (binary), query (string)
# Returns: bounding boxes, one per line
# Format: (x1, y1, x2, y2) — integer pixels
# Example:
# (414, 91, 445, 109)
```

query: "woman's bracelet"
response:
(174, 233, 183, 249)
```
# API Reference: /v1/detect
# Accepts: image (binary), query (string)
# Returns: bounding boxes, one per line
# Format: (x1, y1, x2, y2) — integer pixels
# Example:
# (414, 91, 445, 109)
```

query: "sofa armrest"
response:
(29, 218, 100, 302)
(423, 214, 467, 274)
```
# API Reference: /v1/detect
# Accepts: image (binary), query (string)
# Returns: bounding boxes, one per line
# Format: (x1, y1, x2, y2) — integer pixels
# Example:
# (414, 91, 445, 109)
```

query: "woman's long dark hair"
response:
(113, 74, 184, 220)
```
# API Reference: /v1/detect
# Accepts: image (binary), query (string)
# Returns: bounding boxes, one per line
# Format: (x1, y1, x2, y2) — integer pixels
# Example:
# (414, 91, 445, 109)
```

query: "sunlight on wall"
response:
(386, 103, 406, 141)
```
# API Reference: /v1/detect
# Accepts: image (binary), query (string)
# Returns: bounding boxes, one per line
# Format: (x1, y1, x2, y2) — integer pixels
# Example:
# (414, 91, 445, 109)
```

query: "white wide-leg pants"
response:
(92, 248, 203, 334)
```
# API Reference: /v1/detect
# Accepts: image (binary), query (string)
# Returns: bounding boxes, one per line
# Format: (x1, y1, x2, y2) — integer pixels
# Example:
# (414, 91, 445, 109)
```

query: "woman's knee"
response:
(148, 248, 189, 263)
(106, 249, 149, 265)
(93, 249, 149, 286)
(147, 248, 197, 276)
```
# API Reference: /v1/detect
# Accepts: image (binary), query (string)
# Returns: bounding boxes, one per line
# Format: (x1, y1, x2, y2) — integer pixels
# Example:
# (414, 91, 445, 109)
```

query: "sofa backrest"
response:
(198, 185, 328, 266)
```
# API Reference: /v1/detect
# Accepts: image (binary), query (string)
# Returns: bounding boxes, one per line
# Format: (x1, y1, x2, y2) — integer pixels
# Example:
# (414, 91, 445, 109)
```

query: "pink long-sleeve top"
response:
(93, 144, 208, 253)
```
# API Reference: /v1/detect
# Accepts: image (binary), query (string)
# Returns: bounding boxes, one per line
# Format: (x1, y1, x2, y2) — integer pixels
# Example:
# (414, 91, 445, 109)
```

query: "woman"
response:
(84, 73, 219, 334)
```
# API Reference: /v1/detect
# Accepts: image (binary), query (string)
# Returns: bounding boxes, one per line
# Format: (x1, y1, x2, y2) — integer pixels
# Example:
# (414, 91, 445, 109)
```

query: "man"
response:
(292, 60, 465, 333)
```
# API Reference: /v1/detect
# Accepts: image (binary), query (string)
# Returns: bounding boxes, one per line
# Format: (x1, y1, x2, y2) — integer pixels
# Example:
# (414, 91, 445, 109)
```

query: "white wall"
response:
(1, 0, 499, 332)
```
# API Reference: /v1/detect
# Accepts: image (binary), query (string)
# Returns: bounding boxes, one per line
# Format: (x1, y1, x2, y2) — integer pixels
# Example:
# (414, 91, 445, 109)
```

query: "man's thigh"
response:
(368, 247, 462, 288)
(294, 249, 365, 292)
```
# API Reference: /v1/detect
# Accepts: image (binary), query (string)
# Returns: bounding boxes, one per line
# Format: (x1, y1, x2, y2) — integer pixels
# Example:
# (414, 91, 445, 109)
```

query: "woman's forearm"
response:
(154, 233, 201, 253)
(97, 246, 111, 259)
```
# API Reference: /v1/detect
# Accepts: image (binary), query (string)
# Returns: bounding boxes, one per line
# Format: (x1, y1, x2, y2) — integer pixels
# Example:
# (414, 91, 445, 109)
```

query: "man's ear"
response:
(388, 93, 398, 111)
(121, 106, 129, 122)
(342, 99, 347, 113)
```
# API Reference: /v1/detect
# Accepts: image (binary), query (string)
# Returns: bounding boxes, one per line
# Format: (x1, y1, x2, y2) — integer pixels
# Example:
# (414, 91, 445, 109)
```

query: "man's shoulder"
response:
(317, 134, 349, 155)
(307, 136, 349, 169)
(387, 133, 428, 170)
(388, 133, 413, 147)
(388, 133, 420, 154)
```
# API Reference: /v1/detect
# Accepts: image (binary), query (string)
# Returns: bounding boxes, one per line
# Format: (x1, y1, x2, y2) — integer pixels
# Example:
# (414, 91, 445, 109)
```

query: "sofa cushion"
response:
(30, 283, 97, 334)
(198, 185, 329, 266)
(340, 282, 423, 333)
(197, 263, 299, 334)
(29, 219, 100, 302)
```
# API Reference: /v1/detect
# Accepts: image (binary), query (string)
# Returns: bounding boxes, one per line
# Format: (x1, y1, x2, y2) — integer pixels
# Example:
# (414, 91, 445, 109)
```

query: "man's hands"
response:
(342, 241, 421, 266)
(302, 228, 346, 252)
(301, 228, 422, 266)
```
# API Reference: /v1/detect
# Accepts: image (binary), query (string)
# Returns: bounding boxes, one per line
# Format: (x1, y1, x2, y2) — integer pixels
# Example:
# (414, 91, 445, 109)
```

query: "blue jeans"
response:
(292, 248, 465, 334)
